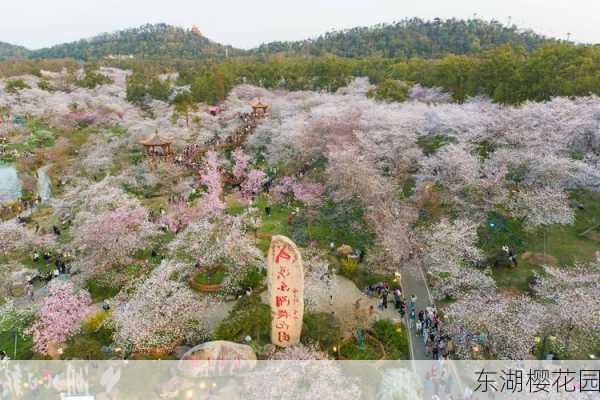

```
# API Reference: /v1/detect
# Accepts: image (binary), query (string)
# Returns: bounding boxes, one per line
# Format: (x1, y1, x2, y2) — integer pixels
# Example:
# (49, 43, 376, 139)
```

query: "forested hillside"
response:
(29, 23, 241, 61)
(2, 18, 562, 62)
(252, 18, 557, 58)
(0, 42, 30, 60)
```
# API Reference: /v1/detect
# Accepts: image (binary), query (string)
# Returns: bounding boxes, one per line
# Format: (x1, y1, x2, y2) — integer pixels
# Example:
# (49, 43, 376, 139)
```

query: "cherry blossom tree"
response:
(158, 200, 205, 233)
(73, 205, 157, 269)
(507, 187, 575, 230)
(270, 343, 329, 360)
(199, 150, 225, 213)
(531, 258, 600, 356)
(30, 280, 92, 355)
(445, 290, 547, 359)
(418, 144, 481, 194)
(409, 84, 452, 104)
(112, 260, 209, 353)
(231, 149, 251, 180)
(378, 368, 423, 400)
(167, 214, 264, 271)
(327, 145, 415, 268)
(240, 169, 266, 202)
(239, 360, 361, 400)
(421, 218, 494, 300)
(0, 220, 55, 255)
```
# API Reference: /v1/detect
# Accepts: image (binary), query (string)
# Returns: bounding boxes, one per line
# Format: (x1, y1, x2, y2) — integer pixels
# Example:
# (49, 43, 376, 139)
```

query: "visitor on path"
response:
(410, 294, 417, 308)
(416, 320, 422, 335)
(425, 339, 433, 357)
(381, 289, 389, 309)
(399, 299, 406, 317)
(394, 288, 402, 309)
(409, 309, 416, 328)
(432, 342, 439, 360)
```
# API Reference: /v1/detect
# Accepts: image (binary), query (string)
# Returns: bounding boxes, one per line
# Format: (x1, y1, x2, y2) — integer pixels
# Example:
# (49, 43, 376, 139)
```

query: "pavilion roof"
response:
(138, 133, 173, 146)
(250, 100, 269, 109)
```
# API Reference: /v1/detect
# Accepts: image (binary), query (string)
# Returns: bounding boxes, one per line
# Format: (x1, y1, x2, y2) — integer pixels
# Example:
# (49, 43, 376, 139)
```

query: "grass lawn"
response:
(86, 280, 122, 303)
(484, 190, 600, 292)
(251, 195, 295, 254)
(0, 332, 34, 359)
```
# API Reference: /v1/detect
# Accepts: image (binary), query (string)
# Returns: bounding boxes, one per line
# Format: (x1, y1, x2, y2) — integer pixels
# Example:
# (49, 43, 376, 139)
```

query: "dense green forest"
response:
(120, 43, 600, 105)
(252, 18, 557, 58)
(2, 19, 561, 62)
(0, 41, 30, 60)
(30, 24, 241, 61)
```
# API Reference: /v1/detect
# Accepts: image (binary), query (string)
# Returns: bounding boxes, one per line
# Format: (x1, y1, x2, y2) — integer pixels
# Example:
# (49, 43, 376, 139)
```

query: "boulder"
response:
(173, 345, 191, 360)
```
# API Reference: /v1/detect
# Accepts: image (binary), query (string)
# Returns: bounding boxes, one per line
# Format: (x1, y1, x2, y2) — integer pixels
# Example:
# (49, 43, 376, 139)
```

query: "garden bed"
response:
(339, 331, 386, 360)
(189, 266, 228, 292)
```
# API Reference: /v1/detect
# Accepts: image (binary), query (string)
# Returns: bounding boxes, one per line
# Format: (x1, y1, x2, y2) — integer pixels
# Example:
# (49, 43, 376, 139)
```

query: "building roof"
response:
(250, 100, 269, 109)
(138, 133, 173, 146)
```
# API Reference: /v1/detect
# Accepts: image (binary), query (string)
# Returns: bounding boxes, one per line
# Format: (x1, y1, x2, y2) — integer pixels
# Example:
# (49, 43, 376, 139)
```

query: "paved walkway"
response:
(399, 258, 467, 399)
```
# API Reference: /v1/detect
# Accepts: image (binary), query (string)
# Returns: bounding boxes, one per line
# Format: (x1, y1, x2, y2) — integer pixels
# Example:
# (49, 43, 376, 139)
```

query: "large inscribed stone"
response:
(267, 235, 304, 347)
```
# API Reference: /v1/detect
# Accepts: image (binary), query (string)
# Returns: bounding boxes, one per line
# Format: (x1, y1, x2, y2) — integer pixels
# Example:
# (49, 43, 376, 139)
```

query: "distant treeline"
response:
(121, 43, 600, 105)
(2, 43, 598, 106)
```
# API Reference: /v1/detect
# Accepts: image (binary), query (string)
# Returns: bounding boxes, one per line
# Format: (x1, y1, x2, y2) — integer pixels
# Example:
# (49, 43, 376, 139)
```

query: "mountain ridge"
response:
(0, 18, 565, 61)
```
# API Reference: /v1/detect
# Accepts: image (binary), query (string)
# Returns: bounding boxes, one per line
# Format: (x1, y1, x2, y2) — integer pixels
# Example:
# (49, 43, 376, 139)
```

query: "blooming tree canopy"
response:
(31, 280, 92, 355)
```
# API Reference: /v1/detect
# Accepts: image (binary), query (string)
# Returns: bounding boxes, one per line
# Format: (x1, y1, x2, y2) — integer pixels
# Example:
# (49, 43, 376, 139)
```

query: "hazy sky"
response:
(1, 0, 598, 49)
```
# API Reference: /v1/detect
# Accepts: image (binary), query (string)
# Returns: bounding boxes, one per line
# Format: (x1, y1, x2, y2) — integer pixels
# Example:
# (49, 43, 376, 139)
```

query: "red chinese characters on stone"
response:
(268, 236, 304, 347)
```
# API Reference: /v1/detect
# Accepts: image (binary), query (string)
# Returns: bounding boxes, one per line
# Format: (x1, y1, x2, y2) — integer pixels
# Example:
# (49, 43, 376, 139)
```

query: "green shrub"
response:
(416, 135, 457, 155)
(372, 319, 410, 359)
(83, 310, 110, 334)
(302, 312, 341, 352)
(61, 327, 114, 360)
(76, 66, 113, 89)
(214, 295, 271, 345)
(339, 257, 358, 278)
(367, 79, 409, 102)
(5, 79, 30, 94)
(37, 78, 54, 92)
(236, 267, 266, 290)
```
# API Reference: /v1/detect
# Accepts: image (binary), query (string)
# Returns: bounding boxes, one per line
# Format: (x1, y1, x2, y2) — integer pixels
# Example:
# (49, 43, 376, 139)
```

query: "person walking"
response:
(432, 342, 439, 360)
(410, 294, 417, 308)
(409, 309, 416, 329)
(393, 288, 401, 309)
(381, 289, 389, 309)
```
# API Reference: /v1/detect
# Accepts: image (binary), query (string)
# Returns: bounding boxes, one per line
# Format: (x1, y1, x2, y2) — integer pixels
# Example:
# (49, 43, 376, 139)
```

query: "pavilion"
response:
(138, 132, 174, 156)
(250, 100, 269, 115)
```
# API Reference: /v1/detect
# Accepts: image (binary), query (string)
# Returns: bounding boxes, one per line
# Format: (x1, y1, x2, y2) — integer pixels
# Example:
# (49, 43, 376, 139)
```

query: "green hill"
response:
(1, 19, 562, 62)
(0, 41, 30, 60)
(252, 18, 558, 58)
(29, 23, 241, 61)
